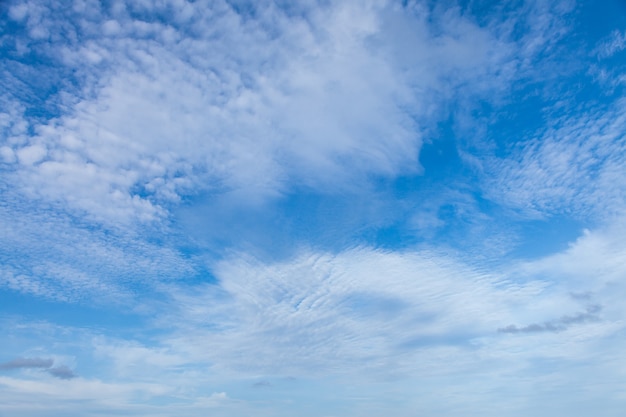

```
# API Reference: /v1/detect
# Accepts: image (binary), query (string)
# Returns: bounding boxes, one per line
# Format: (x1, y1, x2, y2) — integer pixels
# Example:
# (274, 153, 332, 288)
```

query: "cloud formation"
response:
(160, 247, 566, 377)
(498, 304, 602, 334)
(1, 0, 569, 228)
(47, 365, 77, 380)
(483, 98, 626, 220)
(0, 357, 54, 370)
(0, 357, 76, 379)
(595, 30, 626, 59)
(2, 1, 626, 416)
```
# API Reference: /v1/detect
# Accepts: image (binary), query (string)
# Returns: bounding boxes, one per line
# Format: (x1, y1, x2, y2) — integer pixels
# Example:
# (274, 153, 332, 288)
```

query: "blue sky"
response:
(1, 0, 626, 415)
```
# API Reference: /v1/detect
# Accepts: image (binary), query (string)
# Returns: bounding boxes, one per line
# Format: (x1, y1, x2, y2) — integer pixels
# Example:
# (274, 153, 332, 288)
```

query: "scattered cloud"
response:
(2, 0, 626, 416)
(0, 357, 76, 380)
(159, 247, 589, 377)
(483, 99, 626, 220)
(498, 304, 602, 334)
(595, 30, 626, 59)
(0, 0, 573, 229)
(47, 365, 77, 380)
(0, 357, 53, 370)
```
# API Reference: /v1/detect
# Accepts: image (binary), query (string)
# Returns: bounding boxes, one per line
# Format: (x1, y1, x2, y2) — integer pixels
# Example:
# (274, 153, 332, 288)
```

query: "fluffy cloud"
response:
(1, 0, 564, 227)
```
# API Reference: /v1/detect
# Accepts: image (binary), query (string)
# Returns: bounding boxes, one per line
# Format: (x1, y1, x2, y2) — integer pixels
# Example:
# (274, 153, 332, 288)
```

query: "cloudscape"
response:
(1, 1, 626, 416)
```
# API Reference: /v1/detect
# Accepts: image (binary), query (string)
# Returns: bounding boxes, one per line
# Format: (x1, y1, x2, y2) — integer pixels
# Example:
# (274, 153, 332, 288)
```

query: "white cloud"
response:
(0, 196, 196, 304)
(3, 225, 626, 415)
(1, 0, 565, 227)
(4, 2, 623, 414)
(514, 219, 626, 321)
(155, 245, 615, 379)
(595, 30, 626, 59)
(0, 375, 175, 415)
(483, 99, 626, 220)
(16, 144, 47, 165)
(0, 359, 239, 415)
(0, 146, 17, 163)
(92, 337, 187, 378)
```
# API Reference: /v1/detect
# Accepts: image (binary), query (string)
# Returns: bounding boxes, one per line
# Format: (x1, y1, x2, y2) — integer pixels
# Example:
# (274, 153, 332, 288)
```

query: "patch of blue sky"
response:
(0, 13, 83, 123)
(0, 289, 146, 334)
(508, 216, 584, 259)
(575, 0, 626, 41)
(175, 184, 397, 259)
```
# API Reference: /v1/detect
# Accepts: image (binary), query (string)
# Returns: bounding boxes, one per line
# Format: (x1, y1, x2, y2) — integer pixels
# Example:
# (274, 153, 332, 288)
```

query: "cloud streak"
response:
(0, 357, 54, 370)
(0, 357, 76, 379)
(46, 365, 77, 380)
(498, 304, 602, 334)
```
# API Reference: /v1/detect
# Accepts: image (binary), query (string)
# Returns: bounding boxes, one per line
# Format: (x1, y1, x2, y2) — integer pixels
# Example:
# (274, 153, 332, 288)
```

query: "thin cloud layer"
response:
(483, 99, 626, 220)
(2, 0, 626, 416)
(161, 245, 615, 378)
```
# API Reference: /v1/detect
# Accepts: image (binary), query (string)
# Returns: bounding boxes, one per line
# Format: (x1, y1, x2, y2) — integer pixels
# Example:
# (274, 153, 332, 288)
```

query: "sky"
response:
(1, 0, 626, 415)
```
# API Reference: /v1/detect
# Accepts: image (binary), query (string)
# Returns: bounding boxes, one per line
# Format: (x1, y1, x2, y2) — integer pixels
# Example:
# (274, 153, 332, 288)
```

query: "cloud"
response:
(195, 391, 229, 407)
(498, 304, 602, 334)
(3, 0, 418, 225)
(159, 247, 577, 377)
(92, 337, 186, 379)
(154, 217, 626, 380)
(0, 357, 53, 370)
(0, 0, 567, 229)
(0, 357, 76, 379)
(0, 374, 176, 414)
(0, 197, 197, 304)
(482, 98, 626, 220)
(0, 0, 579, 314)
(3, 221, 626, 414)
(3, 2, 626, 415)
(46, 365, 77, 380)
(595, 30, 626, 59)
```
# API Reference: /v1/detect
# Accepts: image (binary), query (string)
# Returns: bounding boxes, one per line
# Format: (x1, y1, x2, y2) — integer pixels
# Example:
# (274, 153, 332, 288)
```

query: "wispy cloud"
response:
(595, 30, 626, 59)
(2, 220, 626, 415)
(0, 357, 76, 379)
(0, 357, 53, 370)
(158, 247, 582, 377)
(0, 198, 196, 304)
(2, 1, 626, 416)
(498, 304, 602, 334)
(46, 365, 77, 380)
(483, 99, 626, 220)
(252, 380, 271, 388)
(0, 0, 576, 309)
